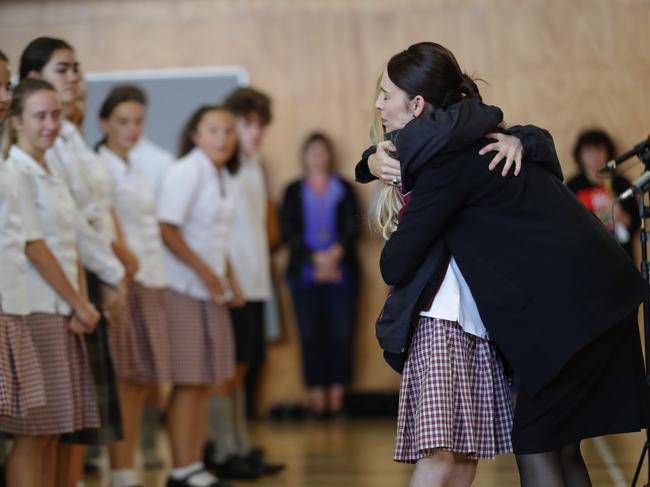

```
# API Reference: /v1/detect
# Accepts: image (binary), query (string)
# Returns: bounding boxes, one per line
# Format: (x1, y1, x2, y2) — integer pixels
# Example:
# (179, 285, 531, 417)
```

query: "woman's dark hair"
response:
(95, 84, 147, 150)
(1, 79, 57, 158)
(387, 42, 481, 109)
(0, 50, 8, 63)
(223, 87, 272, 125)
(301, 131, 336, 173)
(178, 105, 240, 174)
(19, 37, 73, 81)
(573, 129, 616, 169)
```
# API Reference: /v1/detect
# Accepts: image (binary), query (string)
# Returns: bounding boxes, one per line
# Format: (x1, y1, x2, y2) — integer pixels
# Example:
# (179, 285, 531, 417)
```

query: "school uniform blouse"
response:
(7, 146, 80, 315)
(47, 120, 115, 241)
(420, 257, 488, 339)
(129, 137, 174, 199)
(98, 146, 168, 288)
(157, 147, 236, 301)
(229, 154, 271, 301)
(0, 160, 31, 316)
(45, 122, 124, 286)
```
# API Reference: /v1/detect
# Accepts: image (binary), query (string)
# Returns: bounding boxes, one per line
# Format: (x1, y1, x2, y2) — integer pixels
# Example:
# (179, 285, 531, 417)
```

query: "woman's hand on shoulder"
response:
(479, 132, 523, 177)
(370, 141, 402, 186)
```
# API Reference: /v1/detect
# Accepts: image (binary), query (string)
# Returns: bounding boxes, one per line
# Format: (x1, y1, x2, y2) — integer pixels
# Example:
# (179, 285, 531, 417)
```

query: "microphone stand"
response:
(630, 149, 650, 487)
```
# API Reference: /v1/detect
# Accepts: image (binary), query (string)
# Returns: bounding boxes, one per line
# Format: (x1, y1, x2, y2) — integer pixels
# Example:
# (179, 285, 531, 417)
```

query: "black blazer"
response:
(379, 112, 648, 396)
(361, 100, 564, 374)
(281, 176, 360, 281)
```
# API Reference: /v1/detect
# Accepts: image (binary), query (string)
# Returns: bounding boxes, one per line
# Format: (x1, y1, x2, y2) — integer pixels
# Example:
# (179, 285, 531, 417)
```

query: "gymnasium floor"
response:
(87, 419, 647, 487)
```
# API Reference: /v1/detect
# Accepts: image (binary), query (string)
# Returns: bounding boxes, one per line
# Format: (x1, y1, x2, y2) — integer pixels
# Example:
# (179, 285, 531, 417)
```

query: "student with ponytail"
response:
(0, 78, 101, 487)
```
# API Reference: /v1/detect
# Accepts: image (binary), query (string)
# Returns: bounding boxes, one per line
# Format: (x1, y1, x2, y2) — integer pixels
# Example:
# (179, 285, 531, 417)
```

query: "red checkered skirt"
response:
(0, 311, 46, 417)
(0, 313, 100, 435)
(165, 290, 235, 386)
(109, 283, 172, 384)
(394, 317, 513, 462)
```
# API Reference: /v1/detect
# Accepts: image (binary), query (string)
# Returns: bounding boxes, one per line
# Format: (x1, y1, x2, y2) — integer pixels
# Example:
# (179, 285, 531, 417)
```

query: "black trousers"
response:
(289, 282, 358, 387)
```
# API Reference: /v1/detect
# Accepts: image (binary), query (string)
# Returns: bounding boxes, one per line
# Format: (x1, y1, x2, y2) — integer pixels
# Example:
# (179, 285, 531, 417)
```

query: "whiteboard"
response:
(82, 66, 249, 156)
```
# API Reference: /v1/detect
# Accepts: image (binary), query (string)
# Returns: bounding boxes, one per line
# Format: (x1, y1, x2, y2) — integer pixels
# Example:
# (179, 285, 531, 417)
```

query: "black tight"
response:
(515, 442, 591, 487)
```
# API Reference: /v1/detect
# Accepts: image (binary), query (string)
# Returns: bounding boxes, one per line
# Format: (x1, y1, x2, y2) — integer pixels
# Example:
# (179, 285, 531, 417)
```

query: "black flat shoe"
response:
(211, 454, 260, 480)
(245, 450, 287, 476)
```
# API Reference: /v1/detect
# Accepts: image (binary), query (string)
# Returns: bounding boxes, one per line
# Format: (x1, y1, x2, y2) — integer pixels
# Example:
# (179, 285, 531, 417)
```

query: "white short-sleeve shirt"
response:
(420, 257, 488, 339)
(229, 155, 272, 301)
(99, 146, 168, 288)
(0, 159, 31, 316)
(158, 148, 236, 301)
(129, 137, 174, 198)
(7, 146, 80, 315)
(47, 120, 115, 241)
(45, 122, 124, 286)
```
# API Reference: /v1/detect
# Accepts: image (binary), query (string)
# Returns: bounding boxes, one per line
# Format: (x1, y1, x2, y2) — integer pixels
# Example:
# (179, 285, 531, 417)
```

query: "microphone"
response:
(618, 171, 650, 201)
(599, 135, 650, 174)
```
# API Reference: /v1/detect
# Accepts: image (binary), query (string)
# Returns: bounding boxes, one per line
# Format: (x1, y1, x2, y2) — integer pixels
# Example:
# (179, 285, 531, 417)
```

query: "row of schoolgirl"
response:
(0, 37, 275, 487)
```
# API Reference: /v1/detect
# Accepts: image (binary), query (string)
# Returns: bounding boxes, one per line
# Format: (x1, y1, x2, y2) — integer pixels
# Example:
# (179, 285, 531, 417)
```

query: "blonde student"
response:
(0, 78, 101, 487)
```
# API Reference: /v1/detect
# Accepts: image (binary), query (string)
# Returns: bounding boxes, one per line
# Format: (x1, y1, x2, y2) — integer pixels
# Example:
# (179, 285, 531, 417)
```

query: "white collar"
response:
(99, 145, 129, 176)
(9, 145, 49, 177)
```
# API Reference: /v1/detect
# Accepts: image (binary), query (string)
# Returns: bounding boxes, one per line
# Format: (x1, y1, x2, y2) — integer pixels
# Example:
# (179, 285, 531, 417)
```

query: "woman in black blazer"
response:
(281, 132, 359, 417)
(362, 42, 649, 487)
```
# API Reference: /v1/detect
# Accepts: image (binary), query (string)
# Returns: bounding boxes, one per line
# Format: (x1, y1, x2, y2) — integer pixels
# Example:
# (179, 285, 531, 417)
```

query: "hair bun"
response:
(459, 74, 482, 101)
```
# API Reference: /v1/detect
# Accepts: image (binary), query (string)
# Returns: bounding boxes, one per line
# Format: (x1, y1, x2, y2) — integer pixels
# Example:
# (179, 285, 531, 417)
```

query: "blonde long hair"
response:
(370, 74, 403, 240)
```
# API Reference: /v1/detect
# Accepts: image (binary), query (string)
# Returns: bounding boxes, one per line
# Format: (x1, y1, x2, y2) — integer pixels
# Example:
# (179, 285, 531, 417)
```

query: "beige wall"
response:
(2, 0, 649, 412)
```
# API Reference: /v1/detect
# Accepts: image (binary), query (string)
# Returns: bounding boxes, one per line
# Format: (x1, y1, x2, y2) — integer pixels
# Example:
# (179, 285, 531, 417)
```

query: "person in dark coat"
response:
(360, 42, 649, 487)
(281, 132, 359, 417)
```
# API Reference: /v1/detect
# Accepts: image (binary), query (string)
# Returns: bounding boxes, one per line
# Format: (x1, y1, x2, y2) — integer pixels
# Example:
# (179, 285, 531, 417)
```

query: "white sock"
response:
(170, 461, 202, 480)
(209, 394, 238, 463)
(111, 468, 138, 487)
(175, 463, 218, 487)
(233, 387, 252, 455)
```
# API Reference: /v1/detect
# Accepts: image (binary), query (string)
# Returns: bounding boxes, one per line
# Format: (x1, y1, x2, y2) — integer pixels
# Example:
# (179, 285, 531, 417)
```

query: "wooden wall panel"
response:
(1, 0, 648, 412)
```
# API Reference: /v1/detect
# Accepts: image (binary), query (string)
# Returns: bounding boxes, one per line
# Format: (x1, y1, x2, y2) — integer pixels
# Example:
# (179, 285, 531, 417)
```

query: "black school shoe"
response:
(166, 470, 232, 487)
(246, 448, 286, 476)
(211, 454, 260, 480)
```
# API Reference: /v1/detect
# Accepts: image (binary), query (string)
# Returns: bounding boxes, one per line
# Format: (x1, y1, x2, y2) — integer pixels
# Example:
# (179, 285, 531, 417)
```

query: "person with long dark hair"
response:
(158, 105, 243, 487)
(96, 84, 173, 487)
(359, 42, 649, 487)
(20, 36, 128, 486)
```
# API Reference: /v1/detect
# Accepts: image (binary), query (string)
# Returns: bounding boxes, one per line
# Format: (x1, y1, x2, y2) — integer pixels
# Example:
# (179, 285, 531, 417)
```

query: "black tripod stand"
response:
(624, 144, 650, 487)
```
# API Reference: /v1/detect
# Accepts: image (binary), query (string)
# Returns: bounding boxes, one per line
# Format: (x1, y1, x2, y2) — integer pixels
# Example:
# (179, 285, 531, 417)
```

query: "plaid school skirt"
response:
(0, 313, 100, 435)
(109, 283, 172, 384)
(394, 317, 513, 462)
(165, 290, 235, 386)
(0, 311, 45, 417)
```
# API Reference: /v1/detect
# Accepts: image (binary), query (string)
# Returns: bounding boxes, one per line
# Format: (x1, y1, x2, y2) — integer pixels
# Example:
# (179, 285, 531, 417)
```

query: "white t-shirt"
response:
(0, 159, 31, 315)
(129, 137, 174, 199)
(420, 257, 488, 339)
(158, 147, 236, 301)
(99, 146, 168, 288)
(7, 146, 80, 315)
(229, 155, 271, 300)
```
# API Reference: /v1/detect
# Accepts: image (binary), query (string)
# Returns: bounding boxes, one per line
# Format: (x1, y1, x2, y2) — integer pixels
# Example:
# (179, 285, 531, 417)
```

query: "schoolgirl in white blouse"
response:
(0, 79, 101, 487)
(96, 85, 173, 487)
(158, 105, 244, 487)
